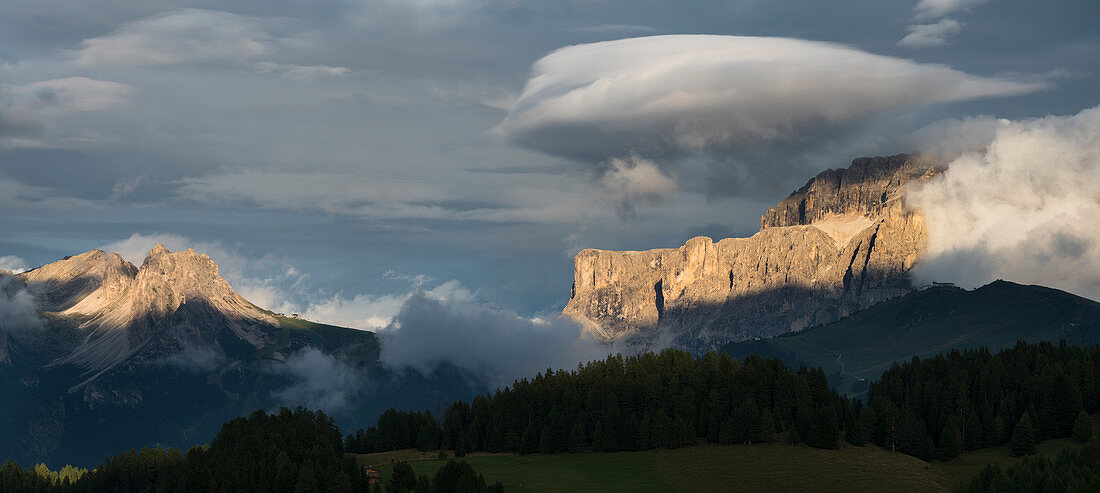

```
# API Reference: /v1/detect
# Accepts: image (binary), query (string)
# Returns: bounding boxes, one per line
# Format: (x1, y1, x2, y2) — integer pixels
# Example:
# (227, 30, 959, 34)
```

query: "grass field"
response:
(353, 419, 1100, 493)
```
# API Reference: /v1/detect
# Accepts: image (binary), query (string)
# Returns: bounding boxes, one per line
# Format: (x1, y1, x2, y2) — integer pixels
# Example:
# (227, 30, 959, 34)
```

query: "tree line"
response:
(862, 341, 1100, 461)
(347, 349, 856, 455)
(347, 342, 1100, 465)
(0, 407, 501, 493)
(957, 436, 1100, 492)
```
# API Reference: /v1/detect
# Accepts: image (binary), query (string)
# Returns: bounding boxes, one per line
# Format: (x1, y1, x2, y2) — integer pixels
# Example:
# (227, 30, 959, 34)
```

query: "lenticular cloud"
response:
(497, 35, 1041, 162)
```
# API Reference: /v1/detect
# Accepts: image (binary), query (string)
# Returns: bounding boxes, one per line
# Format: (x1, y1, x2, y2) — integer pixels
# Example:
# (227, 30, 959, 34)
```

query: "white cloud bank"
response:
(910, 105, 1100, 300)
(380, 292, 611, 388)
(68, 9, 349, 76)
(0, 256, 29, 274)
(498, 35, 1040, 163)
(71, 9, 275, 67)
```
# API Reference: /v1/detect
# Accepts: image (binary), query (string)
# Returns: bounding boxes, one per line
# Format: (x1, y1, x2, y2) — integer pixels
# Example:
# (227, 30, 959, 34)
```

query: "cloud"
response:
(252, 62, 352, 80)
(572, 24, 665, 34)
(175, 169, 601, 224)
(600, 156, 677, 217)
(0, 176, 98, 210)
(909, 105, 1100, 300)
(898, 19, 963, 48)
(110, 174, 147, 200)
(7, 77, 134, 113)
(497, 35, 1042, 196)
(913, 0, 990, 20)
(904, 114, 1008, 161)
(159, 343, 226, 372)
(0, 256, 29, 274)
(303, 279, 474, 330)
(0, 110, 44, 144)
(380, 292, 611, 388)
(270, 347, 360, 413)
(71, 9, 275, 67)
(0, 275, 41, 333)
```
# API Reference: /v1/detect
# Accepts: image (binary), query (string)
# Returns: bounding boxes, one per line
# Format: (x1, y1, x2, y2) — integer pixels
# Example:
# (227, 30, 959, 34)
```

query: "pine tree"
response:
(455, 435, 469, 458)
(416, 475, 432, 493)
(591, 421, 605, 452)
(811, 405, 839, 450)
(716, 416, 733, 445)
(520, 423, 538, 455)
(964, 410, 982, 451)
(294, 465, 318, 493)
(1071, 411, 1093, 442)
(567, 421, 587, 453)
(389, 462, 417, 493)
(486, 425, 503, 453)
(537, 425, 551, 454)
(937, 419, 963, 461)
(1010, 416, 1037, 457)
(759, 409, 775, 444)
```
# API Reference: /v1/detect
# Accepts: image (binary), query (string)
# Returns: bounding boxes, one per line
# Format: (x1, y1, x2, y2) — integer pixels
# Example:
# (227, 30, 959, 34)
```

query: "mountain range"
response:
(0, 245, 475, 467)
(723, 280, 1100, 394)
(2, 153, 1096, 468)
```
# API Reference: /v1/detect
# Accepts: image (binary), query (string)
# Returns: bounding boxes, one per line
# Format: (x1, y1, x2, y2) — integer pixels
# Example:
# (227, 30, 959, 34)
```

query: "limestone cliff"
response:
(564, 154, 942, 351)
(18, 245, 277, 380)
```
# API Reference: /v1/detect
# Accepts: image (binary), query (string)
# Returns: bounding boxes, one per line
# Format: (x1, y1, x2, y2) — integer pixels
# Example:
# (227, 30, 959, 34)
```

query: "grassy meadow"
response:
(353, 416, 1100, 493)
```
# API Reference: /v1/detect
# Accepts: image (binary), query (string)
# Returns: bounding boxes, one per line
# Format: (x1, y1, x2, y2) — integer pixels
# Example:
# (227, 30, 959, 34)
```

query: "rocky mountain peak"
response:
(760, 153, 942, 230)
(564, 153, 940, 350)
(20, 244, 276, 378)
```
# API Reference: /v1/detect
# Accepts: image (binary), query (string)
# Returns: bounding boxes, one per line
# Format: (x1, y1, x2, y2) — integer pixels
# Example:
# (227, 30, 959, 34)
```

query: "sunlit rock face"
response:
(18, 244, 276, 380)
(564, 154, 942, 351)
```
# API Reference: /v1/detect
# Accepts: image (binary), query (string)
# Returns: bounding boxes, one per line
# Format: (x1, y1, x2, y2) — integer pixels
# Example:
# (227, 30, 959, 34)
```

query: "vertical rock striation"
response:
(563, 154, 942, 351)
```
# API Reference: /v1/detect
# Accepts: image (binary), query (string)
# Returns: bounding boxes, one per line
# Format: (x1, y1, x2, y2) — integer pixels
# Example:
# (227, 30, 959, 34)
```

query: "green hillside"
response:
(723, 280, 1100, 394)
(357, 417, 1099, 493)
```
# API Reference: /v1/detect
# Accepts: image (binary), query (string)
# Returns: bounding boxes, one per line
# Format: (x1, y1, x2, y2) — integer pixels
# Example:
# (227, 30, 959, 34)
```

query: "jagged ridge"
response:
(563, 154, 943, 351)
(18, 244, 276, 380)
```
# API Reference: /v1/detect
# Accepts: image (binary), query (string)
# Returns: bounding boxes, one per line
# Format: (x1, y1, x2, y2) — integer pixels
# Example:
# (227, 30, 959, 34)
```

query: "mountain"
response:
(0, 245, 477, 467)
(565, 153, 941, 350)
(723, 280, 1100, 394)
(17, 245, 277, 386)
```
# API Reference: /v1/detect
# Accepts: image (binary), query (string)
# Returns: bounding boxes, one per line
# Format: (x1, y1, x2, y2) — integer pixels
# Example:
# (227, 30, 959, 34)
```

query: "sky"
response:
(2, 0, 1098, 332)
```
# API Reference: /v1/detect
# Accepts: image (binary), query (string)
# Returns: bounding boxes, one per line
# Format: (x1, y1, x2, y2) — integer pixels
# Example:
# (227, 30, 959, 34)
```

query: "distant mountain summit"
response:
(565, 154, 943, 350)
(724, 280, 1100, 394)
(0, 244, 475, 468)
(19, 245, 276, 383)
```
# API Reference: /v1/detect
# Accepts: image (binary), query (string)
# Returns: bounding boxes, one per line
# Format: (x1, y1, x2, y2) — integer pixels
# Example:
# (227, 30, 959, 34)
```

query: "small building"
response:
(365, 467, 382, 485)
